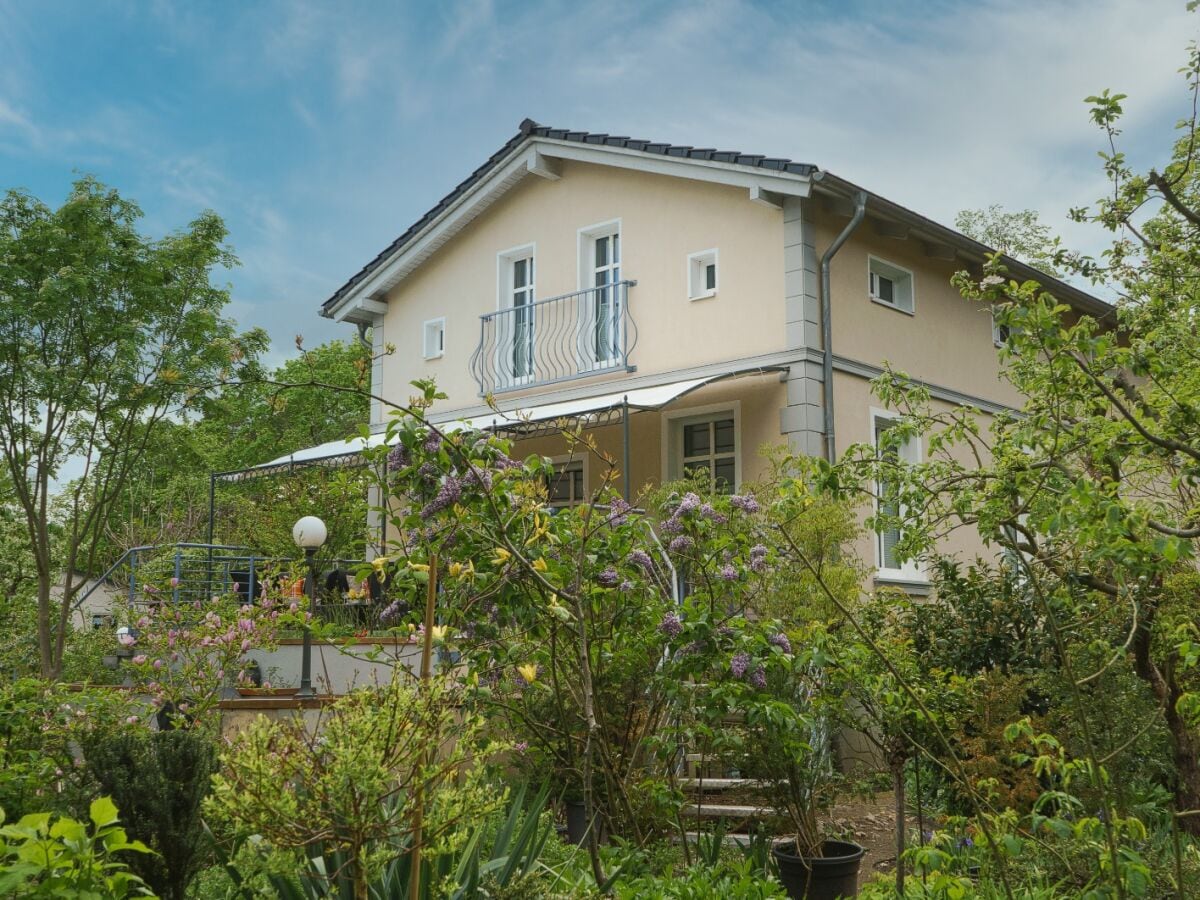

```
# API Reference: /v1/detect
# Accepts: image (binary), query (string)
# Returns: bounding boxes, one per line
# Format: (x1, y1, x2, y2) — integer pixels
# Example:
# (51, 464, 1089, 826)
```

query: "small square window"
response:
(423, 318, 445, 360)
(687, 249, 718, 300)
(868, 257, 914, 313)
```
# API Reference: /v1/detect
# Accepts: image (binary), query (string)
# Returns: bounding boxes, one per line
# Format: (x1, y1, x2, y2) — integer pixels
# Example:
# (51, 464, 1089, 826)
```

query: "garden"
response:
(6, 27, 1200, 900)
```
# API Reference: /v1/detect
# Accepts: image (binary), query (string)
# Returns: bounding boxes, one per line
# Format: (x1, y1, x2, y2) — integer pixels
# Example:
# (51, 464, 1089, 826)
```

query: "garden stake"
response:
(409, 552, 438, 900)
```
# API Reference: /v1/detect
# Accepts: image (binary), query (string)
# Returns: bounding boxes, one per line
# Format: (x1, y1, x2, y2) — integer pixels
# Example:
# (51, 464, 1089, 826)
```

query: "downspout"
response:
(814, 183, 867, 461)
(355, 321, 372, 351)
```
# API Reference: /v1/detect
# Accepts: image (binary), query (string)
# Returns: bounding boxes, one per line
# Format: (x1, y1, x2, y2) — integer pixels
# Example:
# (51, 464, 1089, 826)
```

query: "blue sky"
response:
(1, 0, 1195, 364)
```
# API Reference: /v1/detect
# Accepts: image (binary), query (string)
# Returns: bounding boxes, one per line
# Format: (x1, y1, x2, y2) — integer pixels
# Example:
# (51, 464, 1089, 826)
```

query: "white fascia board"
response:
(533, 138, 812, 198)
(327, 141, 542, 322)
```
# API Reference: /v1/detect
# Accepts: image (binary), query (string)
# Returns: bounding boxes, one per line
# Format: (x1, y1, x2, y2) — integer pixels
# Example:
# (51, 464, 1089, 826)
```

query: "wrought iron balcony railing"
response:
(470, 280, 637, 395)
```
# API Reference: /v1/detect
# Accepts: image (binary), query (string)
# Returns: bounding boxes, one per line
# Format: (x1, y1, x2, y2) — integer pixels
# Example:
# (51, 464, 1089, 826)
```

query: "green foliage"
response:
(611, 858, 785, 899)
(99, 336, 371, 562)
(0, 176, 265, 677)
(80, 730, 219, 900)
(954, 205, 1063, 277)
(0, 679, 138, 821)
(211, 781, 556, 900)
(208, 675, 504, 897)
(0, 796, 154, 898)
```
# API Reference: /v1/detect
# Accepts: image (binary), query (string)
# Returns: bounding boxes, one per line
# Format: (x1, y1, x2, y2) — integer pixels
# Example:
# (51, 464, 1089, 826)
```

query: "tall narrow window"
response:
(511, 255, 535, 379)
(873, 414, 922, 580)
(592, 231, 621, 364)
(498, 246, 535, 386)
(579, 222, 623, 371)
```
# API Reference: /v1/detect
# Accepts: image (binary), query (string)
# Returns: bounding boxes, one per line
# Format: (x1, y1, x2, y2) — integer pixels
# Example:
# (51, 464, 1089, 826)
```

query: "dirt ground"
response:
(825, 790, 901, 887)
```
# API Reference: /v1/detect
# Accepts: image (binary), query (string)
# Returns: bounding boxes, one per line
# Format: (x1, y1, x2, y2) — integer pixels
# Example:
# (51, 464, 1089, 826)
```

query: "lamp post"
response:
(292, 515, 327, 699)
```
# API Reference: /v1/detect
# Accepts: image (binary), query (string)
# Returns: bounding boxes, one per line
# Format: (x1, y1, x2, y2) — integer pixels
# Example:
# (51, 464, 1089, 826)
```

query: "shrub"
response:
(81, 729, 218, 900)
(0, 796, 154, 898)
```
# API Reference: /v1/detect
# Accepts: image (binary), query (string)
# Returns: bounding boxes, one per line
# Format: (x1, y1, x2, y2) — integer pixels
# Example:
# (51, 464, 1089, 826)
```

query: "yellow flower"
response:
(517, 663, 538, 684)
(532, 557, 548, 573)
(430, 625, 449, 644)
(491, 547, 512, 566)
(448, 562, 464, 578)
(372, 556, 390, 572)
(407, 561, 430, 573)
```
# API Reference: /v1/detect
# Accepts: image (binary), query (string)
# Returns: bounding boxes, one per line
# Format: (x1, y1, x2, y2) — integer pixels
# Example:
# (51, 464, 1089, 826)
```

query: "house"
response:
(274, 119, 1112, 594)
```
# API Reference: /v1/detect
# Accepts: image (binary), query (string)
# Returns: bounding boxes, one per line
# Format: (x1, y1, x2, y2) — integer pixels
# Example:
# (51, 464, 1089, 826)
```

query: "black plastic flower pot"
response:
(771, 839, 865, 900)
(564, 799, 590, 846)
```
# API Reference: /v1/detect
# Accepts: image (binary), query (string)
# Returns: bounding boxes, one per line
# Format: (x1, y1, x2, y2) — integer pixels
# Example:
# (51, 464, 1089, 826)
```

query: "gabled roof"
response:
(321, 118, 1114, 323)
(320, 118, 818, 319)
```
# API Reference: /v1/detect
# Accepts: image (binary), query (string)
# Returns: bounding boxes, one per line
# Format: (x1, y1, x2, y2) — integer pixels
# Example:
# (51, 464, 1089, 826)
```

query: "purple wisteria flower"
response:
(680, 640, 704, 657)
(660, 516, 684, 534)
(730, 494, 760, 514)
(380, 600, 405, 624)
(423, 431, 443, 453)
(768, 632, 792, 654)
(619, 580, 635, 592)
(420, 477, 462, 518)
(749, 544, 769, 572)
(387, 443, 410, 470)
(596, 567, 620, 587)
(677, 492, 701, 514)
(700, 503, 727, 524)
(749, 666, 767, 689)
(628, 549, 654, 571)
(604, 498, 631, 527)
(463, 467, 493, 491)
(730, 652, 750, 679)
(719, 564, 739, 582)
(659, 611, 683, 639)
(668, 535, 694, 553)
(493, 452, 522, 471)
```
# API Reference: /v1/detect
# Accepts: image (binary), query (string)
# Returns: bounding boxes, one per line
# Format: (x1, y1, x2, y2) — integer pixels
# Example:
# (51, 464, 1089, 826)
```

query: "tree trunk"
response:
(893, 755, 906, 896)
(1131, 616, 1200, 835)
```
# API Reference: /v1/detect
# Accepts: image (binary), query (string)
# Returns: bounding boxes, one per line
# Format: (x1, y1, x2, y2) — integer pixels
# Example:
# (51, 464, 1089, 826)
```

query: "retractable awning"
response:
(219, 369, 780, 483)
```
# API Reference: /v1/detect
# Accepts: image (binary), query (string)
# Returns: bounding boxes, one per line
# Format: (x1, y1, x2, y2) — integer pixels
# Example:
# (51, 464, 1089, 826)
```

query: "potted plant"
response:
(740, 631, 864, 900)
(235, 663, 298, 697)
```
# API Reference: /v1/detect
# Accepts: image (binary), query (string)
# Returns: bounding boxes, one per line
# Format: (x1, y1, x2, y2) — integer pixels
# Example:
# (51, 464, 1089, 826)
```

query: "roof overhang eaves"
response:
(321, 131, 816, 323)
(811, 172, 1115, 320)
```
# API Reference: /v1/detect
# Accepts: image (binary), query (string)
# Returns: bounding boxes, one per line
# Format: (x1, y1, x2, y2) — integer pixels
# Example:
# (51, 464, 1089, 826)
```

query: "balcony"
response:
(470, 280, 637, 395)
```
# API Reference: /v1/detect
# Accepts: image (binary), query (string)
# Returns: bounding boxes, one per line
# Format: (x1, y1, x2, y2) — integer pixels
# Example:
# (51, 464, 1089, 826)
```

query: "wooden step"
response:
(679, 777, 764, 791)
(678, 803, 779, 819)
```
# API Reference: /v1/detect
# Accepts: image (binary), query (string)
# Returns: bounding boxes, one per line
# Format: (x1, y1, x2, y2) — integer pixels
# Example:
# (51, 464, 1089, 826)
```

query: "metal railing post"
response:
(172, 549, 182, 603)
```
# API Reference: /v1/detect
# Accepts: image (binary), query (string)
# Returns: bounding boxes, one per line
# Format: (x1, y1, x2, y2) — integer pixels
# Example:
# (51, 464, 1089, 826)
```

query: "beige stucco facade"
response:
(377, 160, 785, 413)
(322, 130, 1105, 594)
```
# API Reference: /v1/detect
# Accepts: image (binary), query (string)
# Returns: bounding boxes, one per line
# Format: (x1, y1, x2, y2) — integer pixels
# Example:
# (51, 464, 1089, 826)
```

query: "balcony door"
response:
(578, 223, 622, 371)
(498, 249, 535, 387)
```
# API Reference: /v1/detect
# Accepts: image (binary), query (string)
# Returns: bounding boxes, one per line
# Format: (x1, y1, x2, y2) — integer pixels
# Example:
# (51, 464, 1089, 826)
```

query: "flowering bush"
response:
(119, 587, 300, 727)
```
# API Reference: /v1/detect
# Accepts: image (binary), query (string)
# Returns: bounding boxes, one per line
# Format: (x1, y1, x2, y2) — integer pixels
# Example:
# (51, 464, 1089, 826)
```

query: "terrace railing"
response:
(470, 280, 637, 395)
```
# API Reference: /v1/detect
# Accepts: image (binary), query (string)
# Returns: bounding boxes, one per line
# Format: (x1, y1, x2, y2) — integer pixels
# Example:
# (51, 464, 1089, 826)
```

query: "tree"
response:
(955, 204, 1062, 277)
(0, 177, 263, 677)
(841, 43, 1200, 840)
(98, 337, 371, 561)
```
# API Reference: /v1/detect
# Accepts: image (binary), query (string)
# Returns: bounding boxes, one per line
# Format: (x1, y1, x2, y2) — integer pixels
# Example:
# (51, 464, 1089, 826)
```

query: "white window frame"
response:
(577, 219, 623, 372)
(687, 248, 718, 301)
(661, 401, 741, 493)
(545, 454, 588, 509)
(496, 243, 537, 386)
(422, 317, 445, 360)
(870, 408, 925, 584)
(867, 255, 915, 315)
(991, 305, 1017, 348)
